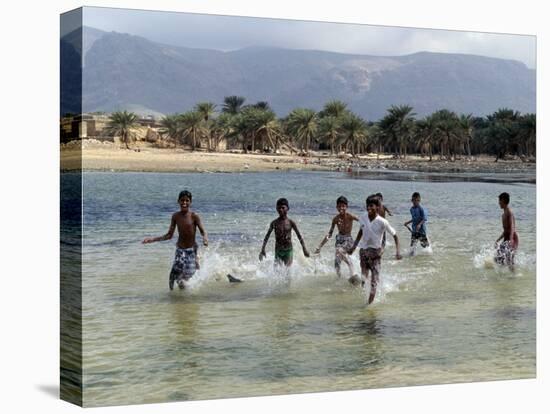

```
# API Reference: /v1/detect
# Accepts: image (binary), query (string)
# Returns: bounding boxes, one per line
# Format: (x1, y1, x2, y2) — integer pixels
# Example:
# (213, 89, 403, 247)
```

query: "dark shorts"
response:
(359, 248, 382, 288)
(335, 234, 353, 268)
(169, 247, 197, 287)
(495, 241, 515, 266)
(275, 247, 293, 263)
(410, 232, 429, 248)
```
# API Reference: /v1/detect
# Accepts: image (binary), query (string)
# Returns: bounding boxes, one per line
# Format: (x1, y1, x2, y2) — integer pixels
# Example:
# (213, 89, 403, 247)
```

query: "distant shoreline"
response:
(61, 141, 536, 176)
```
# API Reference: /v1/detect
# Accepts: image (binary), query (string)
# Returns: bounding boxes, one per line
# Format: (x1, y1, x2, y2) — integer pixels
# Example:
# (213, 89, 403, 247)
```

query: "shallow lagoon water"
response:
(80, 171, 535, 406)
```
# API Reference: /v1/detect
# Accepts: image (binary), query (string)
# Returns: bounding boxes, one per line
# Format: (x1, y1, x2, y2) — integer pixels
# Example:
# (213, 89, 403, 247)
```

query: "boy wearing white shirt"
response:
(349, 195, 402, 304)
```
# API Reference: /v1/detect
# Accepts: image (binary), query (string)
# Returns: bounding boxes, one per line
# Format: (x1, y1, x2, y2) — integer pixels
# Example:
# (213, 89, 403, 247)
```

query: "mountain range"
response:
(60, 26, 536, 119)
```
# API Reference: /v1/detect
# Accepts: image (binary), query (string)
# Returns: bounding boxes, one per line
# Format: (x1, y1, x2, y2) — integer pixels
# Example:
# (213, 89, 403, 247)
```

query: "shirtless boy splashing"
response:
(143, 190, 208, 290)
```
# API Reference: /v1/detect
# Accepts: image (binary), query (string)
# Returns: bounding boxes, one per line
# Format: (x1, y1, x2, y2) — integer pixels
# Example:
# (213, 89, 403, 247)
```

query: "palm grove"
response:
(108, 96, 536, 161)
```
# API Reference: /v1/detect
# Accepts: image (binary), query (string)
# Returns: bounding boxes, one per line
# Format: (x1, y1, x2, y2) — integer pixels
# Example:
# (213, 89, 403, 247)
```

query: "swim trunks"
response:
(335, 234, 354, 268)
(495, 240, 515, 266)
(275, 247, 293, 262)
(169, 247, 197, 289)
(410, 231, 430, 248)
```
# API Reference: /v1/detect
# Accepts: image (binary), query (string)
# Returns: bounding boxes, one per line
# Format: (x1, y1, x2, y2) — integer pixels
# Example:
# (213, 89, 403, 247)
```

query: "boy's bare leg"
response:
(508, 250, 516, 273)
(194, 244, 200, 270)
(176, 276, 186, 290)
(360, 258, 370, 288)
(285, 256, 293, 267)
(335, 249, 343, 278)
(409, 238, 417, 256)
(368, 272, 379, 304)
(341, 254, 355, 278)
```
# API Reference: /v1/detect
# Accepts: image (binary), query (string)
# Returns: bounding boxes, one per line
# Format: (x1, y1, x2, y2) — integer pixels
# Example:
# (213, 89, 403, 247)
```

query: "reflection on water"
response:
(79, 171, 536, 406)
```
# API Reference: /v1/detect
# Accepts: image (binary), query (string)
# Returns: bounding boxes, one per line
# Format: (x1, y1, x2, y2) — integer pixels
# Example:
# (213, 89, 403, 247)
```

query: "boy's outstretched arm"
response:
(195, 213, 208, 246)
(315, 219, 336, 253)
(259, 222, 274, 261)
(291, 220, 310, 257)
(142, 214, 176, 244)
(348, 229, 362, 255)
(385, 206, 393, 216)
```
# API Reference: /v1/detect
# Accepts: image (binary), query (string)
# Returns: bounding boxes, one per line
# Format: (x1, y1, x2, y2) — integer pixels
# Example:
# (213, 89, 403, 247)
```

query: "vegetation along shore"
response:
(61, 96, 536, 173)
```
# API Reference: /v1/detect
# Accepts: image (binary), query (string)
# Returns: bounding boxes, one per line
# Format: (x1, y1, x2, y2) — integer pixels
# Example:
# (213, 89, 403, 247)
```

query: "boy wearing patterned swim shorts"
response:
(314, 196, 359, 281)
(349, 195, 402, 304)
(142, 190, 208, 290)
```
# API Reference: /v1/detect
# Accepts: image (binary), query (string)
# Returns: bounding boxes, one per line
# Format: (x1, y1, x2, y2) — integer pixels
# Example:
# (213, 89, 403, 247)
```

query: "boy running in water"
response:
(142, 190, 208, 290)
(259, 198, 310, 267)
(495, 192, 519, 271)
(349, 195, 402, 304)
(314, 196, 359, 280)
(404, 192, 429, 254)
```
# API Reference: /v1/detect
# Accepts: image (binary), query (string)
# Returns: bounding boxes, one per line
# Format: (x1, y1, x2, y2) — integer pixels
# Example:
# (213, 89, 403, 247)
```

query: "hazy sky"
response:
(78, 6, 536, 68)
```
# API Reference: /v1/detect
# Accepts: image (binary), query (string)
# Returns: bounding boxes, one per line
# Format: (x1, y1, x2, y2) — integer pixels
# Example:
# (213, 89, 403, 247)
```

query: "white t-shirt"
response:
(358, 214, 396, 249)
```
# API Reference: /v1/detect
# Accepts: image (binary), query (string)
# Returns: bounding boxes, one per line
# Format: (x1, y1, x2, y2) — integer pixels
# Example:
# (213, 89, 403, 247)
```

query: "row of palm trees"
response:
(106, 97, 536, 161)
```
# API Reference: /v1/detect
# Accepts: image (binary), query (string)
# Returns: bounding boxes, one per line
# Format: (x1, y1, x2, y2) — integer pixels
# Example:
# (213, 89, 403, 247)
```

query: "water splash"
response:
(473, 243, 536, 274)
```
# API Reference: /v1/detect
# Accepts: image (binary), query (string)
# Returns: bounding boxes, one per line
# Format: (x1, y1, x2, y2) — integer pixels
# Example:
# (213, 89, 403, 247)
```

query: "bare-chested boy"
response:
(259, 198, 310, 267)
(495, 192, 519, 271)
(142, 190, 208, 290)
(314, 196, 358, 280)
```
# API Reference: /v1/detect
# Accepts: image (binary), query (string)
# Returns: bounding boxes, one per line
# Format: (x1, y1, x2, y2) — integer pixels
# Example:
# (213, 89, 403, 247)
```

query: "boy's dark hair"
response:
(412, 192, 421, 200)
(375, 192, 383, 200)
(276, 198, 289, 208)
(499, 192, 510, 204)
(336, 196, 348, 206)
(366, 195, 380, 207)
(178, 190, 192, 201)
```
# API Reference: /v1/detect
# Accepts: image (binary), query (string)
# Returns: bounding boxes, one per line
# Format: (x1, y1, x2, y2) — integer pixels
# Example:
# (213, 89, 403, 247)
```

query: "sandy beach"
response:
(61, 140, 536, 174)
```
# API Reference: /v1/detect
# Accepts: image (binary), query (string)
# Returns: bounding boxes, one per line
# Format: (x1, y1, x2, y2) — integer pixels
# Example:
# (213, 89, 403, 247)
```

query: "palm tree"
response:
(286, 108, 318, 155)
(106, 110, 139, 149)
(239, 107, 264, 152)
(228, 111, 252, 153)
(252, 101, 271, 110)
(254, 109, 283, 152)
(378, 105, 416, 158)
(222, 96, 246, 115)
(179, 111, 206, 151)
(431, 109, 461, 160)
(367, 124, 385, 159)
(518, 113, 536, 157)
(414, 117, 437, 161)
(159, 114, 182, 148)
(319, 100, 348, 119)
(458, 113, 474, 158)
(318, 116, 342, 154)
(211, 113, 234, 152)
(486, 108, 521, 161)
(339, 113, 368, 156)
(195, 102, 217, 151)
